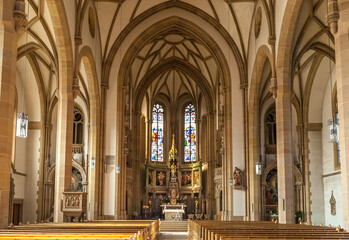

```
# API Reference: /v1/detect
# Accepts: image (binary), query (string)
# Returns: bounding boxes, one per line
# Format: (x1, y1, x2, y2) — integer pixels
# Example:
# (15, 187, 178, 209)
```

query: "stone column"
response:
(205, 112, 215, 219)
(53, 36, 74, 223)
(53, 89, 74, 222)
(132, 110, 140, 215)
(0, 0, 18, 229)
(331, 0, 349, 230)
(275, 80, 294, 223)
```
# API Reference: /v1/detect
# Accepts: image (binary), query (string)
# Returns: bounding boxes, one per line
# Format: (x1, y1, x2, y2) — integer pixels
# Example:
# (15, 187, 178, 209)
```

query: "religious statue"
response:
(168, 134, 180, 204)
(330, 191, 336, 216)
(169, 134, 178, 180)
(157, 172, 165, 186)
(194, 198, 199, 213)
(171, 164, 177, 178)
(75, 196, 80, 207)
(193, 171, 199, 186)
(65, 196, 70, 207)
(233, 167, 242, 186)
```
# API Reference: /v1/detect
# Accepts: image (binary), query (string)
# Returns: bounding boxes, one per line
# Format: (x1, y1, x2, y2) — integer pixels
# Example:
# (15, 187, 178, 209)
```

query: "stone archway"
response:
(43, 161, 88, 222)
(113, 16, 236, 220)
(77, 46, 101, 220)
(248, 45, 273, 221)
(46, 0, 74, 223)
(275, 0, 304, 224)
(261, 160, 303, 221)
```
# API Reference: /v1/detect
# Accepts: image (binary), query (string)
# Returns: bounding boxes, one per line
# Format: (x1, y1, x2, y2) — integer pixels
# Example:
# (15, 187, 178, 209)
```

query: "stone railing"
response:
(265, 144, 276, 154)
(62, 192, 87, 221)
(72, 145, 84, 154)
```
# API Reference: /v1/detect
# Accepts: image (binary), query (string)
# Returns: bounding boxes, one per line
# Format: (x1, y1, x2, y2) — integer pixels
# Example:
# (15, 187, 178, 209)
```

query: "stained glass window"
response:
(151, 104, 164, 162)
(184, 104, 196, 162)
(73, 106, 84, 145)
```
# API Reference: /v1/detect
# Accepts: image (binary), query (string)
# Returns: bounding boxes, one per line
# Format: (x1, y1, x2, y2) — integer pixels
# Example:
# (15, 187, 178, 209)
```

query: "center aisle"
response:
(160, 220, 189, 239)
(160, 232, 189, 239)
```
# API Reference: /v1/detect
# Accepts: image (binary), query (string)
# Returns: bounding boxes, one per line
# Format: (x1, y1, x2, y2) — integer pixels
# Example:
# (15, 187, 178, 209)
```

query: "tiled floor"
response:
(160, 232, 189, 239)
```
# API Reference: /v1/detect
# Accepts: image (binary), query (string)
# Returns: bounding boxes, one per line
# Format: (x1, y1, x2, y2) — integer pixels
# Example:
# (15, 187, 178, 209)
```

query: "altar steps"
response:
(160, 221, 188, 232)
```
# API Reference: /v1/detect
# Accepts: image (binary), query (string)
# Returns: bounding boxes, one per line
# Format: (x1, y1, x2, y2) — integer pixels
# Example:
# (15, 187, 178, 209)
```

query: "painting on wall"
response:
(181, 171, 192, 186)
(156, 171, 166, 186)
(71, 167, 83, 192)
(193, 170, 200, 187)
(265, 168, 278, 205)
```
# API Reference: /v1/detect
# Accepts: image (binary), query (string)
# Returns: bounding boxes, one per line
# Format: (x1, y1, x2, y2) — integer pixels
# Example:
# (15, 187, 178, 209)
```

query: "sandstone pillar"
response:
(333, 0, 349, 230)
(275, 80, 294, 223)
(53, 86, 74, 222)
(0, 0, 18, 228)
(52, 35, 74, 223)
(206, 112, 215, 218)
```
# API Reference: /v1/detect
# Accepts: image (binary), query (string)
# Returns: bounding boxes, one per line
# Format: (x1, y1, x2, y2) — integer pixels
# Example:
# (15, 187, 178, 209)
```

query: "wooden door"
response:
(12, 204, 21, 225)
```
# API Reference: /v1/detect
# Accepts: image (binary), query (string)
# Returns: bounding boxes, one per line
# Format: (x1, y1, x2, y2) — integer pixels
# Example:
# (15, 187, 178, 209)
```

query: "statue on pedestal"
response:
(159, 134, 187, 220)
(168, 134, 179, 204)
(233, 167, 242, 186)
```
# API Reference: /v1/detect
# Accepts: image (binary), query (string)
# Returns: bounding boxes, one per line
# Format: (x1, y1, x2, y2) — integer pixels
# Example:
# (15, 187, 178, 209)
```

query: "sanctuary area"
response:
(1, 0, 349, 238)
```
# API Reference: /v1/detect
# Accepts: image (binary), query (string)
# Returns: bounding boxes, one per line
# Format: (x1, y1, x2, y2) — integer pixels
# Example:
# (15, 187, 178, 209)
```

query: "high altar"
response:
(145, 135, 202, 220)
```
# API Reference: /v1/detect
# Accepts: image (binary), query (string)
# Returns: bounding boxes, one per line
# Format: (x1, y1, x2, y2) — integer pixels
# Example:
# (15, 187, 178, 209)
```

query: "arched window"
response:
(265, 108, 276, 145)
(73, 106, 84, 145)
(151, 104, 164, 162)
(184, 104, 196, 162)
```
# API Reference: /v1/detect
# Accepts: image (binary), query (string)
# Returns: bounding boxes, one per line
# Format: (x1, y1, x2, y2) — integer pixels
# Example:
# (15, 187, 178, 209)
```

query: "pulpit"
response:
(62, 192, 87, 222)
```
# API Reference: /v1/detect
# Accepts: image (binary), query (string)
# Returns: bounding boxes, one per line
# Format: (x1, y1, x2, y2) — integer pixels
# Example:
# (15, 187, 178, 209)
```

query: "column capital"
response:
(326, 0, 339, 34)
(74, 35, 83, 46)
(268, 35, 276, 46)
(270, 77, 278, 99)
(72, 76, 80, 99)
(13, 0, 27, 34)
(101, 82, 109, 90)
(240, 82, 248, 90)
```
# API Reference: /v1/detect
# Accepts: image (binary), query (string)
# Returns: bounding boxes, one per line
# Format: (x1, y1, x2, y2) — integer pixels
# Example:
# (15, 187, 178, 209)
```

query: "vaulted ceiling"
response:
(94, 0, 256, 109)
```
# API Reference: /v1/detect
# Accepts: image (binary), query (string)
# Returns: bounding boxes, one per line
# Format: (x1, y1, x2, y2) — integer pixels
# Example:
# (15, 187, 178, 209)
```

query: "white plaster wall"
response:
(322, 78, 342, 226)
(50, 104, 58, 165)
(231, 46, 245, 217)
(322, 78, 337, 175)
(323, 175, 342, 226)
(103, 165, 115, 215)
(308, 131, 325, 224)
(105, 65, 117, 157)
(13, 175, 26, 200)
(292, 106, 299, 165)
(23, 129, 41, 223)
(233, 189, 245, 216)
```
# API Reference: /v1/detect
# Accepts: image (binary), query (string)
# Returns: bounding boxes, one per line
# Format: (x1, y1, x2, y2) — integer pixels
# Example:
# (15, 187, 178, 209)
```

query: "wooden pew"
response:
(188, 220, 349, 240)
(0, 220, 160, 240)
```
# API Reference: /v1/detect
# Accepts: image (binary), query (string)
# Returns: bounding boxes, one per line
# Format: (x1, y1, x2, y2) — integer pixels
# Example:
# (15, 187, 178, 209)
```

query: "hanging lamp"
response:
(16, 1, 29, 138)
